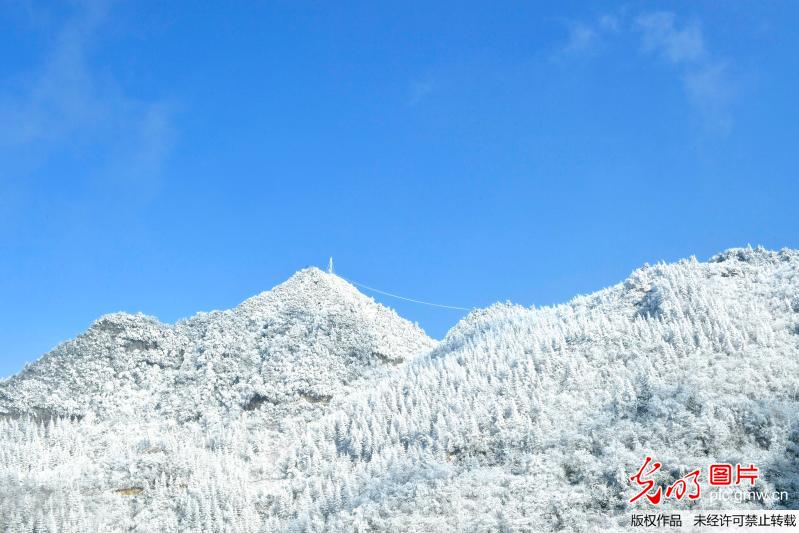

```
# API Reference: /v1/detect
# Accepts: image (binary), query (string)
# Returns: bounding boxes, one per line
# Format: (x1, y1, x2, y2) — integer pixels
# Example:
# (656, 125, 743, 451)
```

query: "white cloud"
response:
(556, 10, 735, 134)
(561, 22, 599, 55)
(408, 80, 434, 107)
(635, 12, 705, 64)
(554, 14, 621, 59)
(683, 61, 734, 133)
(598, 15, 621, 33)
(0, 0, 174, 190)
(633, 12, 733, 134)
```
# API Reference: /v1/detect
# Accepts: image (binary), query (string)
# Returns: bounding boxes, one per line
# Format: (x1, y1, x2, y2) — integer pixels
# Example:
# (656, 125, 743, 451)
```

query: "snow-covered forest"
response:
(1, 247, 798, 531)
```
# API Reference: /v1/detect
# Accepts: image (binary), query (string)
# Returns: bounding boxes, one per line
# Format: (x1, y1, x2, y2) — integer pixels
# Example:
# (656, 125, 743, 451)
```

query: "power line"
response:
(339, 275, 473, 311)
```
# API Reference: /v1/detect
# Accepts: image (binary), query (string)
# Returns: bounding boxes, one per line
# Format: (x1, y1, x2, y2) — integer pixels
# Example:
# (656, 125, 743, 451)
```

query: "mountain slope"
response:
(0, 267, 436, 422)
(1, 248, 798, 532)
(274, 247, 799, 531)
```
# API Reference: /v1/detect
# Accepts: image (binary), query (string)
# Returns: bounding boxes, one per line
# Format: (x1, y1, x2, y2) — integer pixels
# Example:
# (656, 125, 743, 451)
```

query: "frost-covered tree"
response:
(1, 248, 799, 531)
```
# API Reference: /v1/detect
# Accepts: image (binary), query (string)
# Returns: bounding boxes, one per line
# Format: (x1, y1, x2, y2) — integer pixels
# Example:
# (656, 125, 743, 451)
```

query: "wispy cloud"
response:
(408, 80, 435, 107)
(598, 14, 621, 34)
(556, 10, 735, 134)
(561, 22, 599, 55)
(555, 15, 620, 57)
(634, 12, 733, 134)
(681, 61, 734, 132)
(0, 0, 175, 192)
(635, 12, 705, 64)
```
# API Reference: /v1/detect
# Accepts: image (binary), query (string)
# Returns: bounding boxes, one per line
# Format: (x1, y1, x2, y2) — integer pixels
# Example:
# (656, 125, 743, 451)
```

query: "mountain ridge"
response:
(2, 247, 799, 531)
(0, 267, 436, 421)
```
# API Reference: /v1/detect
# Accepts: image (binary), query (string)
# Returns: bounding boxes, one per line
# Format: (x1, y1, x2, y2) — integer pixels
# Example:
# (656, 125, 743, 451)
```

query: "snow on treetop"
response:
(236, 267, 370, 313)
(0, 267, 436, 421)
(2, 248, 799, 531)
(271, 248, 799, 529)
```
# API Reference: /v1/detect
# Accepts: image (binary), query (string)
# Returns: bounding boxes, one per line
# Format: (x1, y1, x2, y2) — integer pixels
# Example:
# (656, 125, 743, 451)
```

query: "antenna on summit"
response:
(328, 257, 334, 274)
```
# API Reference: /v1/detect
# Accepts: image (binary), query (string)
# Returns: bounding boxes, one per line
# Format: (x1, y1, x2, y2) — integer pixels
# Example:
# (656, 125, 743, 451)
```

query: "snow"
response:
(0, 267, 435, 423)
(1, 248, 798, 531)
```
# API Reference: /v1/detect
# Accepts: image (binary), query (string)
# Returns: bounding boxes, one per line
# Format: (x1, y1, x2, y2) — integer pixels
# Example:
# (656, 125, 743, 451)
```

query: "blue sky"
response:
(1, 1, 797, 377)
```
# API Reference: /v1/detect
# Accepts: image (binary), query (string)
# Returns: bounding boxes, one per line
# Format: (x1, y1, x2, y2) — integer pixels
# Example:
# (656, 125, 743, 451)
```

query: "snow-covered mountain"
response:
(2, 248, 798, 532)
(0, 267, 435, 422)
(278, 247, 799, 531)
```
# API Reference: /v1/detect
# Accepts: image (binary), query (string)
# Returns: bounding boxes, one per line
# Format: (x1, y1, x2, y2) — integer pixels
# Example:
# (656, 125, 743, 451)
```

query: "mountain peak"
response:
(0, 267, 435, 421)
(709, 245, 798, 265)
(235, 267, 362, 315)
(3, 249, 799, 531)
(88, 311, 161, 336)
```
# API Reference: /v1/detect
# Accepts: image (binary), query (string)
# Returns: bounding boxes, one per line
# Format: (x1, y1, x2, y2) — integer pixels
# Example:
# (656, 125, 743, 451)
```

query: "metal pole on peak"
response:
(328, 257, 334, 274)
